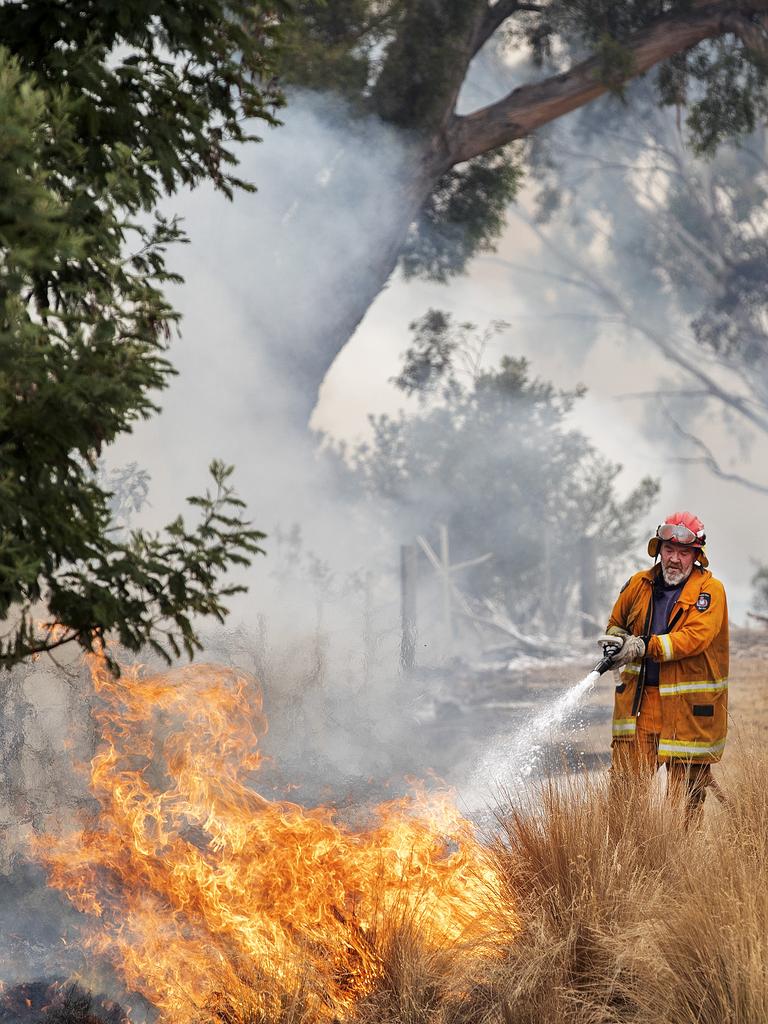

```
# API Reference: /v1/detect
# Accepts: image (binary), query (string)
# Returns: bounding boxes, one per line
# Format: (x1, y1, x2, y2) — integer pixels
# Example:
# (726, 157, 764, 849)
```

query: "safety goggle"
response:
(656, 523, 704, 545)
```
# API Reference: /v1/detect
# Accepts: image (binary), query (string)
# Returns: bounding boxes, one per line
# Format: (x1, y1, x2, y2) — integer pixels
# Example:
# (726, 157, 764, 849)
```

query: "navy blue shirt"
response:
(645, 575, 684, 685)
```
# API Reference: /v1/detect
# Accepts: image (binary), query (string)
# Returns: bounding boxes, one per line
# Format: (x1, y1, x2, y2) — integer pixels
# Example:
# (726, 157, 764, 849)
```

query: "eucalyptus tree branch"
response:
(449, 3, 766, 166)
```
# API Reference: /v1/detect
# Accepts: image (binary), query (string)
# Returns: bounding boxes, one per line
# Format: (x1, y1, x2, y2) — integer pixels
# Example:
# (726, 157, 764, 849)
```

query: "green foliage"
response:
(684, 42, 768, 155)
(370, 0, 485, 131)
(541, 2, 768, 153)
(392, 310, 464, 397)
(1, 459, 265, 672)
(332, 312, 658, 626)
(594, 33, 636, 95)
(0, 0, 286, 203)
(392, 309, 512, 398)
(0, 0, 284, 670)
(279, 0, 401, 100)
(657, 42, 768, 155)
(543, 1, 690, 45)
(99, 462, 152, 531)
(400, 149, 523, 282)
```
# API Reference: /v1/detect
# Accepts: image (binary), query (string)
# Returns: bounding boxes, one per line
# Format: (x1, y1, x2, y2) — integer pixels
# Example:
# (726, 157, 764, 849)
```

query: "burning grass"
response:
(23, 655, 768, 1024)
(33, 655, 512, 1023)
(0, 980, 128, 1024)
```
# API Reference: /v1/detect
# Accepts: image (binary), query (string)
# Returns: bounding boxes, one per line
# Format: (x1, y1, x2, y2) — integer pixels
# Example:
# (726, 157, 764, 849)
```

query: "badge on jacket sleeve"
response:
(696, 593, 711, 611)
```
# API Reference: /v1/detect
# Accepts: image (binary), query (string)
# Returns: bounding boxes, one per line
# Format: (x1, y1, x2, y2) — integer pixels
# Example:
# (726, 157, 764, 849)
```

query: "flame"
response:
(36, 652, 512, 1021)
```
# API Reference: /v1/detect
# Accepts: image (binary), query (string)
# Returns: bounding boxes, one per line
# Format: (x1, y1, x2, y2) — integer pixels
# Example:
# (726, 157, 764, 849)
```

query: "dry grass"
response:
(347, 741, 768, 1024)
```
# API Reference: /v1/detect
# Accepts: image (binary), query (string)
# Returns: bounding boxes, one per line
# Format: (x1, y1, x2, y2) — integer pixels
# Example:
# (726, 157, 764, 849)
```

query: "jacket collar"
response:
(639, 564, 711, 605)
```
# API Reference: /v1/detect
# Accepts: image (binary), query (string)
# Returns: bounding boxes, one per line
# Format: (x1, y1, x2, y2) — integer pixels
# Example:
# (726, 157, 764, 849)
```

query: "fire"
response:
(35, 653, 512, 1022)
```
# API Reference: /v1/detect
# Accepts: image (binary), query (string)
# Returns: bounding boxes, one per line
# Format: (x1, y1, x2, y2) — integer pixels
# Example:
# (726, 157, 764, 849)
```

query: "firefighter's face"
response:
(660, 541, 696, 585)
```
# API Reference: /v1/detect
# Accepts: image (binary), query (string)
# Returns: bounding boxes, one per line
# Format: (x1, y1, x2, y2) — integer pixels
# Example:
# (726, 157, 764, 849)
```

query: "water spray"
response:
(465, 638, 625, 798)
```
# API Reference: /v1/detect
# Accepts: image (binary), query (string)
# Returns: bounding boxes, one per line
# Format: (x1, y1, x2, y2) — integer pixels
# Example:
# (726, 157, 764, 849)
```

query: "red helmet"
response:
(647, 511, 709, 566)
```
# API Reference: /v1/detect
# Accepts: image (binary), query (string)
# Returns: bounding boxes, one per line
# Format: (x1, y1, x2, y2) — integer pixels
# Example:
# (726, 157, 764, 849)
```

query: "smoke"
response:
(95, 69, 758, 792)
(464, 76, 768, 619)
(0, 655, 121, 996)
(7, 63, 761, 830)
(4, 44, 761, 843)
(97, 89, 514, 798)
(4, 49, 765, 1015)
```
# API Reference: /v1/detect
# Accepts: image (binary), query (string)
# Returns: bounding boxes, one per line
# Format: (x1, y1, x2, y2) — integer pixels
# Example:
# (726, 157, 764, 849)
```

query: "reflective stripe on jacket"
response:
(606, 566, 729, 764)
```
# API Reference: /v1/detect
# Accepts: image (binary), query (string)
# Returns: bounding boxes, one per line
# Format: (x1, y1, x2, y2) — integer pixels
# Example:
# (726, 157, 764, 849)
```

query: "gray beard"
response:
(662, 564, 692, 586)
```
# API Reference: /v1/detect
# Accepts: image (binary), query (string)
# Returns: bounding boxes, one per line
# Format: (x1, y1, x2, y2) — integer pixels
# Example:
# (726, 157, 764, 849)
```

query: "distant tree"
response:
(752, 564, 768, 614)
(98, 463, 152, 534)
(327, 312, 658, 630)
(0, 1, 285, 670)
(266, 0, 768, 422)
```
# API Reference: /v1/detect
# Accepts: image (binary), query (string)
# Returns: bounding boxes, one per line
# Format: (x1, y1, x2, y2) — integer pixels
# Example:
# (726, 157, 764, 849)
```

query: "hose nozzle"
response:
(594, 638, 623, 675)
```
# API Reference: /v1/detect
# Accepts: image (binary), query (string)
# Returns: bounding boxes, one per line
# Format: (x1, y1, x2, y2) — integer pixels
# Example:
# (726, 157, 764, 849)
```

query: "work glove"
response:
(597, 635, 623, 667)
(597, 633, 645, 668)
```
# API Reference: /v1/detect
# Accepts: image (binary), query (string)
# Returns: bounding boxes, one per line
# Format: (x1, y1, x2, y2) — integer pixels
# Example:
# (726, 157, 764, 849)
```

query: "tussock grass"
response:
(352, 919, 460, 1024)
(480, 745, 768, 1024)
(198, 741, 768, 1024)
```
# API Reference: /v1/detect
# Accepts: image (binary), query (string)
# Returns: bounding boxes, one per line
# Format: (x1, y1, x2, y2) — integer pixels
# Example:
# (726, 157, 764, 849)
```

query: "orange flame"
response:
(36, 653, 511, 1021)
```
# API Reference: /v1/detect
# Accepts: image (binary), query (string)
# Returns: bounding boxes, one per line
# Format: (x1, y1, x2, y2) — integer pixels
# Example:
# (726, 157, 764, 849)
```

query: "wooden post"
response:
(438, 523, 452, 650)
(579, 534, 597, 638)
(363, 569, 375, 687)
(400, 544, 417, 672)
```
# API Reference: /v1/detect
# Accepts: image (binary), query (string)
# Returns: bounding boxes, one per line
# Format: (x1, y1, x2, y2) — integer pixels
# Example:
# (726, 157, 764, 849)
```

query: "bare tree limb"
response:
(501, 212, 768, 437)
(618, 388, 724, 400)
(672, 454, 768, 495)
(664, 407, 768, 495)
(449, 3, 766, 165)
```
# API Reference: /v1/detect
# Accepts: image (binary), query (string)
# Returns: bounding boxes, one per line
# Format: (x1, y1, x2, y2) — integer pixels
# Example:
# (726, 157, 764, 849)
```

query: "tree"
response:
(751, 563, 768, 616)
(266, 0, 768, 423)
(0, 1, 285, 670)
(487, 79, 768, 494)
(327, 311, 658, 631)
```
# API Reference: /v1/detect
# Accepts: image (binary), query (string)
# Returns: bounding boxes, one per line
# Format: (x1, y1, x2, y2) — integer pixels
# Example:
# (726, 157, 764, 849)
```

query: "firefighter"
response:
(598, 511, 729, 815)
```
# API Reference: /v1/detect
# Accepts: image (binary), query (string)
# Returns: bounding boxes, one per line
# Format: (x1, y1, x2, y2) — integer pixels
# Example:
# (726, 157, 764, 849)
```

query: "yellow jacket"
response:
(606, 565, 729, 763)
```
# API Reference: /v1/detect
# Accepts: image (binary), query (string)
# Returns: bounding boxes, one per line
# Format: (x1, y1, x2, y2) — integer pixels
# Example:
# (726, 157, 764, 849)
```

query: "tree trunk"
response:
(266, 1, 768, 427)
(265, 145, 443, 428)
